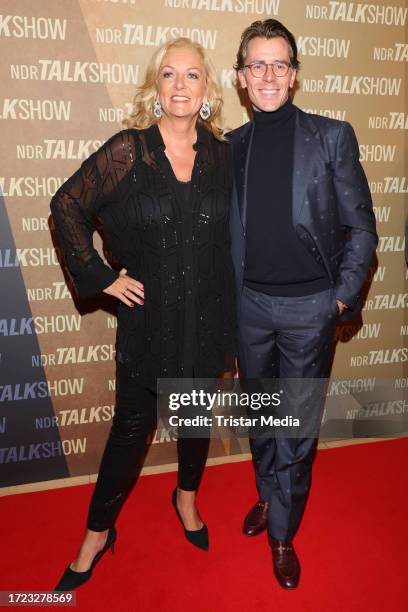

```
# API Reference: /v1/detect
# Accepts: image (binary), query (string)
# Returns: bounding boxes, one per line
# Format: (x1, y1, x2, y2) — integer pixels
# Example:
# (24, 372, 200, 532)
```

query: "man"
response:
(229, 19, 377, 589)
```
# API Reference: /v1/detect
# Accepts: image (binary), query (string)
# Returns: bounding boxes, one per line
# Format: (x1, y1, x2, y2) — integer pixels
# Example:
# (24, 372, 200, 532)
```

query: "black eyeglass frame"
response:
(242, 61, 294, 78)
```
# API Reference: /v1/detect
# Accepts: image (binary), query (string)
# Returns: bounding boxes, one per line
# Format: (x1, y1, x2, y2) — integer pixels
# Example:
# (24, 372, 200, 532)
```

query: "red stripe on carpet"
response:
(1, 439, 407, 611)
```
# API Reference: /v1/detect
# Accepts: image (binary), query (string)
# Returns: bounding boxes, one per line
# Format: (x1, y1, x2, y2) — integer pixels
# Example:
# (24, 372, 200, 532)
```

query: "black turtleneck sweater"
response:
(244, 98, 330, 296)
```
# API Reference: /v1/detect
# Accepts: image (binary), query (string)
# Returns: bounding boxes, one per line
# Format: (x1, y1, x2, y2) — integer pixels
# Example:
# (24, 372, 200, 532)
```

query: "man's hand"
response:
(336, 299, 348, 316)
(103, 268, 144, 307)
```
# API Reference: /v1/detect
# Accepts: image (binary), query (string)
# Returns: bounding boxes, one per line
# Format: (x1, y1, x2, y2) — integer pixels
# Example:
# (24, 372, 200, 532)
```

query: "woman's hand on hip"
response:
(103, 268, 144, 307)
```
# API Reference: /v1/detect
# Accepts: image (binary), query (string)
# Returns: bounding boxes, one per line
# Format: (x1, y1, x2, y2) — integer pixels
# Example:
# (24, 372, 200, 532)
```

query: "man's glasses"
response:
(243, 61, 292, 78)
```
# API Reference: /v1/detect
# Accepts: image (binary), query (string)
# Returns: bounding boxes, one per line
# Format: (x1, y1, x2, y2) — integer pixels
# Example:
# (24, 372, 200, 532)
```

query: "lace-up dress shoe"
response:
(269, 536, 300, 589)
(242, 500, 269, 536)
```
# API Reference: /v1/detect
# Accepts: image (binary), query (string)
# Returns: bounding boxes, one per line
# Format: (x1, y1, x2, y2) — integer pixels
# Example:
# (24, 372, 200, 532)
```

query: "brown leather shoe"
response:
(242, 500, 269, 536)
(269, 537, 300, 589)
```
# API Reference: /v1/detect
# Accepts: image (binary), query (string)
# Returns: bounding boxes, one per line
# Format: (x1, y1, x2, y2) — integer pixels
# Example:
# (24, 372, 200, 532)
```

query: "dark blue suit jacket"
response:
(228, 105, 378, 321)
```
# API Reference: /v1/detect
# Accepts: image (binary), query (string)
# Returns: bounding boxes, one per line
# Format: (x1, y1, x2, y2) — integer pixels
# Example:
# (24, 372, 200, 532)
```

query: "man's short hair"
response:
(235, 19, 300, 71)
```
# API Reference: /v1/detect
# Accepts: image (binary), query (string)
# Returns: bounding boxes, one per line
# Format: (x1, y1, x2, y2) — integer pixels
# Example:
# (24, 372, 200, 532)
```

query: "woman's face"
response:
(157, 46, 207, 120)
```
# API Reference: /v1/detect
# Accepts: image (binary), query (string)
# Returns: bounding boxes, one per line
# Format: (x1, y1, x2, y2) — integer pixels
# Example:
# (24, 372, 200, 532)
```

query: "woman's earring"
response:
(153, 100, 162, 118)
(199, 101, 211, 121)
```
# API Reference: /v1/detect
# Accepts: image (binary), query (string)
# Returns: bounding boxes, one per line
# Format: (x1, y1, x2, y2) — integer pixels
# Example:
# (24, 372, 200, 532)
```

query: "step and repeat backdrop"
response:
(0, 0, 406, 489)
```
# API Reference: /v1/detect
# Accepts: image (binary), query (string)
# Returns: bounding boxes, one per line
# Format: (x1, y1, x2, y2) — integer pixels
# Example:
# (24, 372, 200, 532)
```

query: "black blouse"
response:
(50, 124, 236, 387)
(174, 179, 196, 377)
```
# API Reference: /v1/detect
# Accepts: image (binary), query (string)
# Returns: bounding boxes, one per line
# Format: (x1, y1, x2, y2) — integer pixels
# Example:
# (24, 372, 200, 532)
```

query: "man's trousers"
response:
(238, 285, 339, 542)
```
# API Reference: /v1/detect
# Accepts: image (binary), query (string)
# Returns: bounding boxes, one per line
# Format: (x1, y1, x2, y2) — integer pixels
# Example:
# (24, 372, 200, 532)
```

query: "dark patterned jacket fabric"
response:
(50, 124, 236, 386)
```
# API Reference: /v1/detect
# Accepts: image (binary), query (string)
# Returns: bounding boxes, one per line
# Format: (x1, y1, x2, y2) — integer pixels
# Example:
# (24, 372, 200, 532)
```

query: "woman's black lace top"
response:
(50, 124, 236, 385)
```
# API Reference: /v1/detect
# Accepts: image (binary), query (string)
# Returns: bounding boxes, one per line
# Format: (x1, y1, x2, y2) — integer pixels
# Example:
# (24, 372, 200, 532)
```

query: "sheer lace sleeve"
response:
(50, 130, 138, 298)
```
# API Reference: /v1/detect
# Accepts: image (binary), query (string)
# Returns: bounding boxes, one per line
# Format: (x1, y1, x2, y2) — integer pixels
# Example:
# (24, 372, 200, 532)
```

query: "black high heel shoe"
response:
(54, 526, 116, 591)
(171, 488, 209, 551)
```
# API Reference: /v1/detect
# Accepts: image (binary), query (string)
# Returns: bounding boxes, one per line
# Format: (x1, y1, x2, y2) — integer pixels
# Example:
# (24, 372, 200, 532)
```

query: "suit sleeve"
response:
(50, 130, 137, 299)
(332, 122, 378, 310)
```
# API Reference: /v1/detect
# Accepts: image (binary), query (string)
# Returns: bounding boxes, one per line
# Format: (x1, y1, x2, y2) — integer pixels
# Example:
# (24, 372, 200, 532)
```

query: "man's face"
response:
(238, 36, 296, 112)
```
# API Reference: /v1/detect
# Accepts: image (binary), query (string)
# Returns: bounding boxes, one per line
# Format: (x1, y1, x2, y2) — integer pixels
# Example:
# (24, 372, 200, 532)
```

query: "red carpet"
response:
(1, 439, 407, 611)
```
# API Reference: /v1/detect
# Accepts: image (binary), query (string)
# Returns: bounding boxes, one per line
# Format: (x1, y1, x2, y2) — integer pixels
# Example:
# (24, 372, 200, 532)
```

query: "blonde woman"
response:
(52, 38, 236, 590)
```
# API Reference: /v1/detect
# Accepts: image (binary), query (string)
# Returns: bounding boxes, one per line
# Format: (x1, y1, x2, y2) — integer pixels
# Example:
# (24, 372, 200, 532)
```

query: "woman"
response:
(51, 37, 236, 591)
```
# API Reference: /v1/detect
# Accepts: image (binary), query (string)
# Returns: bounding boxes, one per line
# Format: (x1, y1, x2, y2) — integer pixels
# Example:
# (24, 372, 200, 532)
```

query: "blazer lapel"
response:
(233, 121, 254, 230)
(235, 109, 321, 229)
(292, 109, 319, 224)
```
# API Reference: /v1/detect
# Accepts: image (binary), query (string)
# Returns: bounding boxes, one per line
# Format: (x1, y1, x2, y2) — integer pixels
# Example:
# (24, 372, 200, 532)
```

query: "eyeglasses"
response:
(243, 61, 292, 78)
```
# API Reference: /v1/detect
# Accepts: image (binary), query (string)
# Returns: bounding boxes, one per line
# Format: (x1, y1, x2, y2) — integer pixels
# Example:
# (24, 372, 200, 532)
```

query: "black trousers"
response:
(238, 286, 338, 542)
(87, 363, 210, 531)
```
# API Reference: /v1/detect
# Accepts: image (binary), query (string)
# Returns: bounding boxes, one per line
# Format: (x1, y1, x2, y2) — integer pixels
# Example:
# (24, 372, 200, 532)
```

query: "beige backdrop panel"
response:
(0, 0, 406, 487)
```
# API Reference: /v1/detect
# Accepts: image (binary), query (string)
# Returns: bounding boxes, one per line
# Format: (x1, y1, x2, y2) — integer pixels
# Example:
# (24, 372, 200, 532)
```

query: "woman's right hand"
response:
(103, 268, 144, 307)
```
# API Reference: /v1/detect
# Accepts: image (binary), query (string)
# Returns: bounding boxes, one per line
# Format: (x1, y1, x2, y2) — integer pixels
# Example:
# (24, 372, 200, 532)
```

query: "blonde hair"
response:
(125, 38, 226, 141)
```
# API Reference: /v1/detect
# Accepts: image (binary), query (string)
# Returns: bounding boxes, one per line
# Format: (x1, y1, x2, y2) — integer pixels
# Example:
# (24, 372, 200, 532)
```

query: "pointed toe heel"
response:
(172, 488, 209, 551)
(54, 526, 116, 591)
(185, 522, 209, 551)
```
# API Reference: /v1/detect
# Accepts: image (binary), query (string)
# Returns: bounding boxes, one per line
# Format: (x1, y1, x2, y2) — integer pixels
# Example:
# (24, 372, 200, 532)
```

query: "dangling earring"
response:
(153, 100, 162, 118)
(199, 101, 211, 121)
